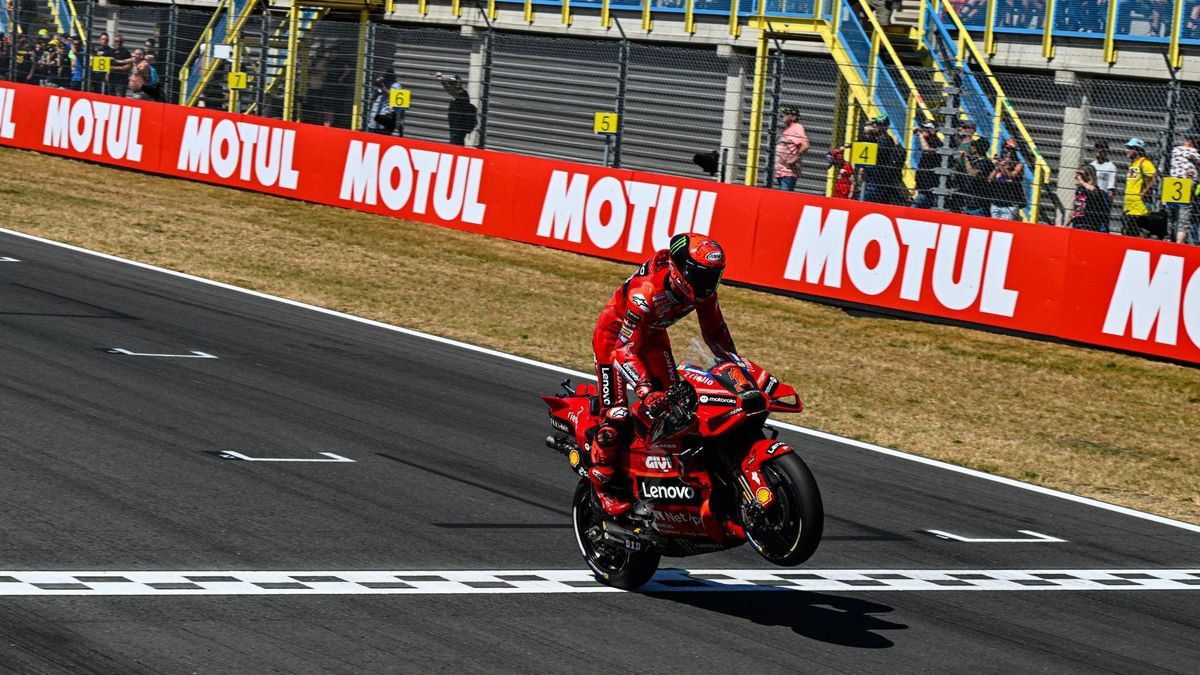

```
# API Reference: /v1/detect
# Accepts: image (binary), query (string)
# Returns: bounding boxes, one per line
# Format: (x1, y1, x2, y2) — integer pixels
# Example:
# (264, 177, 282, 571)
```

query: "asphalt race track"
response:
(2, 228, 1199, 673)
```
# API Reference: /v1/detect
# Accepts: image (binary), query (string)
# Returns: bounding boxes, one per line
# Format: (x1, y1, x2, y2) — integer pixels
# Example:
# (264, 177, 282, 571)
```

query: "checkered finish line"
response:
(1, 570, 1199, 595)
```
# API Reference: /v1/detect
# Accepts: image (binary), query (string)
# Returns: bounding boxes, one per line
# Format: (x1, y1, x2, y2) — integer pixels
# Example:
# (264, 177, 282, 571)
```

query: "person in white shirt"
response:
(1089, 140, 1118, 197)
(1169, 130, 1200, 243)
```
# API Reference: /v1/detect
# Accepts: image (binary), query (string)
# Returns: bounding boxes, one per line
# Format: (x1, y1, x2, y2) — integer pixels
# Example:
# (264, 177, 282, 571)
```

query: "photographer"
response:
(913, 120, 940, 209)
(1070, 165, 1111, 232)
(988, 139, 1026, 220)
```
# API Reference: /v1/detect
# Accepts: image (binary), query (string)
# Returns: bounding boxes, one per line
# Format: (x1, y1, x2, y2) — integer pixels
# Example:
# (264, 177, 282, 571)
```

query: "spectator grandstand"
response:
(2, 0, 1199, 242)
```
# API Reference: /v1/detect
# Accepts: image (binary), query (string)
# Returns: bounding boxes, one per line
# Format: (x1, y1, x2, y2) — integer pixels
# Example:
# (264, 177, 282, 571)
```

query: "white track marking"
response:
(926, 530, 1066, 543)
(216, 451, 354, 463)
(0, 256, 18, 262)
(2, 227, 1199, 535)
(0, 569, 1196, 595)
(107, 348, 217, 358)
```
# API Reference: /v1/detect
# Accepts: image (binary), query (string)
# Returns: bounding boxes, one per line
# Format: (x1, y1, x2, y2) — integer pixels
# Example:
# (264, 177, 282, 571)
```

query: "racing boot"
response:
(589, 413, 634, 517)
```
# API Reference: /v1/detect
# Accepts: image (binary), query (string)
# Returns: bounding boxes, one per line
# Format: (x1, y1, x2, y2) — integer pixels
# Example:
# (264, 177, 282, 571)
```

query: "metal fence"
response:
(4, 1, 1200, 243)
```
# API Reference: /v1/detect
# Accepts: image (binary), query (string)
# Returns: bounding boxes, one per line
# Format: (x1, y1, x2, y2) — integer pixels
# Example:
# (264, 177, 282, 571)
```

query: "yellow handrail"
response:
(743, 26, 769, 186)
(1041, 0, 1056, 59)
(64, 0, 87, 45)
(852, 0, 937, 124)
(1169, 0, 1183, 69)
(178, 1, 231, 105)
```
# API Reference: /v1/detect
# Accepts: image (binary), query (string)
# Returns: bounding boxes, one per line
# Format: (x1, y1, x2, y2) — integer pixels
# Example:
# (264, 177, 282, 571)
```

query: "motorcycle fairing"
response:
(740, 438, 797, 509)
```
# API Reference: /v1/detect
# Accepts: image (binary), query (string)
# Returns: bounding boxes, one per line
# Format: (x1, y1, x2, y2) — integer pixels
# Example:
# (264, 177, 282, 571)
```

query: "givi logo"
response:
(536, 170, 716, 253)
(783, 205, 1020, 317)
(0, 87, 15, 140)
(177, 116, 299, 189)
(1103, 250, 1200, 347)
(42, 95, 143, 161)
(338, 140, 487, 224)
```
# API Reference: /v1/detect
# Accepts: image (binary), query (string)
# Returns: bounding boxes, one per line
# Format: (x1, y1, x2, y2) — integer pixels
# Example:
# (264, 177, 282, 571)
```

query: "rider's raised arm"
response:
(697, 295, 737, 360)
(611, 284, 657, 389)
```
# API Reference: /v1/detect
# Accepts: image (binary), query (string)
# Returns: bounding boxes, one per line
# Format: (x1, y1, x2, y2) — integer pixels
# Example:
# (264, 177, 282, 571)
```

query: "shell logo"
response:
(755, 487, 773, 505)
(568, 449, 581, 467)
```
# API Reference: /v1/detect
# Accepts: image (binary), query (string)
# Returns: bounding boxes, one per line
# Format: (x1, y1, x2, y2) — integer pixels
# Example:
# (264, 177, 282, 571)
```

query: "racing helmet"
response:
(667, 233, 726, 302)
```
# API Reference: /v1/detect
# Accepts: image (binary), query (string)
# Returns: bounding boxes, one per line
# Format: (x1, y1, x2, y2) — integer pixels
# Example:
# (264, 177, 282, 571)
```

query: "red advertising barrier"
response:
(2, 81, 1198, 364)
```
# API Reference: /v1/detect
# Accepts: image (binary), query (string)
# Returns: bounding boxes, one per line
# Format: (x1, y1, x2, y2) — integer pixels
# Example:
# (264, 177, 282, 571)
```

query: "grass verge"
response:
(2, 147, 1198, 523)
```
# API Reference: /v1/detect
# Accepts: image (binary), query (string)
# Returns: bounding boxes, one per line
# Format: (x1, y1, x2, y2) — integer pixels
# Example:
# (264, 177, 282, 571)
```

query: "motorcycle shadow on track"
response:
(642, 574, 906, 649)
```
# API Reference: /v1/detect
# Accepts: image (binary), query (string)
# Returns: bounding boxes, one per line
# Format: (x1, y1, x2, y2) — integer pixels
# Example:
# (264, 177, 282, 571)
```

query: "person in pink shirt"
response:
(774, 105, 810, 191)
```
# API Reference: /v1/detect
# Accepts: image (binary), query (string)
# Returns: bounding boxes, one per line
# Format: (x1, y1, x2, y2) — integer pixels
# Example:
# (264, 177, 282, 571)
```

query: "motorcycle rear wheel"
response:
(572, 479, 661, 590)
(747, 453, 824, 566)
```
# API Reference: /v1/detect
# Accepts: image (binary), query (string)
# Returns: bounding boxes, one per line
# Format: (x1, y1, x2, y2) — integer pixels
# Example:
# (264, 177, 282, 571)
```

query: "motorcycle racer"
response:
(589, 233, 738, 516)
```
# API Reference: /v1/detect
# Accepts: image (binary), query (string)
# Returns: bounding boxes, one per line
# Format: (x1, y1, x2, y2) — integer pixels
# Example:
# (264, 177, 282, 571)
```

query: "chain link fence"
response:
(4, 1, 1200, 243)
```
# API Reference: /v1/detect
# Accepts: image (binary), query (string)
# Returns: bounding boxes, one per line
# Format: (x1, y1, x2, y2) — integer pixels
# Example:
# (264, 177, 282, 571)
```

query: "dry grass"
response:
(3, 147, 1198, 522)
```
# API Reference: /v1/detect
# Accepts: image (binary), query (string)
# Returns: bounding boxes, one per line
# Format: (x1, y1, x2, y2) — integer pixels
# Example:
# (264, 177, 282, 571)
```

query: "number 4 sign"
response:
(850, 141, 878, 166)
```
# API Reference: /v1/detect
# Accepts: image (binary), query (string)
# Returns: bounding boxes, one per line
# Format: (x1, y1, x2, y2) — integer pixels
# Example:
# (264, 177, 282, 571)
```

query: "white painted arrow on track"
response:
(216, 451, 354, 463)
(926, 530, 1066, 543)
(107, 348, 217, 358)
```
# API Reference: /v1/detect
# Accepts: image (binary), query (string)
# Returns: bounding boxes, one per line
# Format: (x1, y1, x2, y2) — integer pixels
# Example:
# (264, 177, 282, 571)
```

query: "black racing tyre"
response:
(747, 453, 824, 566)
(572, 479, 660, 590)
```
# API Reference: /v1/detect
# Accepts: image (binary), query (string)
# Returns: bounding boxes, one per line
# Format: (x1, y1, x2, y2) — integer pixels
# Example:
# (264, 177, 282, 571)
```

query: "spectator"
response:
(1169, 129, 1200, 244)
(92, 33, 113, 94)
(958, 137, 994, 216)
(141, 52, 161, 100)
(0, 33, 11, 80)
(1071, 165, 1111, 232)
(913, 119, 941, 209)
(988, 138, 1025, 220)
(1089, 140, 1118, 198)
(867, 0, 895, 25)
(434, 72, 477, 146)
(366, 74, 406, 136)
(325, 41, 355, 128)
(125, 48, 149, 99)
(108, 34, 133, 97)
(773, 104, 809, 192)
(828, 147, 856, 199)
(857, 113, 907, 205)
(68, 37, 84, 90)
(50, 38, 70, 88)
(24, 34, 46, 85)
(1122, 137, 1162, 237)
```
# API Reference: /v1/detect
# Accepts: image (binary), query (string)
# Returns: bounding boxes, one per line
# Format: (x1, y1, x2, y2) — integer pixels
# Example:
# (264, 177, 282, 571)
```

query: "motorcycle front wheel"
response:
(746, 453, 824, 566)
(572, 479, 661, 590)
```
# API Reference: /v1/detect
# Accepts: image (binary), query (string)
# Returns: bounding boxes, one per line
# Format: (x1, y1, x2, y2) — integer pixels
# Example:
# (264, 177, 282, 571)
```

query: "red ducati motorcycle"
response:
(543, 354, 823, 590)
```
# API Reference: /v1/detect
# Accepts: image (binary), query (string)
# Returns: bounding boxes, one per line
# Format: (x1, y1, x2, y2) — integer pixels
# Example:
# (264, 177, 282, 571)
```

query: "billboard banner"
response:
(2, 81, 1196, 364)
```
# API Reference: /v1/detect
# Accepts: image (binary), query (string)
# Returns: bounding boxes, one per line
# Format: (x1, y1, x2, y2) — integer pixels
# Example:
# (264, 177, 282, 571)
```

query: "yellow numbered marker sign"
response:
(388, 89, 411, 108)
(90, 56, 111, 73)
(1161, 177, 1194, 204)
(594, 112, 619, 135)
(227, 71, 248, 90)
(850, 141, 878, 166)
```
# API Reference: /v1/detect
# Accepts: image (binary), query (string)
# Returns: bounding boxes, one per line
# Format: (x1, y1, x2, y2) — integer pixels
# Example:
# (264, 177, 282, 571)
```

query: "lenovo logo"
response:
(339, 140, 486, 224)
(536, 171, 715, 254)
(42, 95, 143, 161)
(639, 479, 701, 504)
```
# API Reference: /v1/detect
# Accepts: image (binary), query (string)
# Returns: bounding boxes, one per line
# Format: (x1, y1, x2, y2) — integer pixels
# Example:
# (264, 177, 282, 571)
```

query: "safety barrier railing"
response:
(242, 6, 327, 116)
(920, 0, 1053, 221)
(178, 0, 257, 107)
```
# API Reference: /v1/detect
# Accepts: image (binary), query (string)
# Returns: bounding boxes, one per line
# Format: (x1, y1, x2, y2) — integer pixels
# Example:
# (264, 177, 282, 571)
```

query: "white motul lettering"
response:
(340, 140, 379, 205)
(210, 119, 239, 178)
(1182, 267, 1200, 347)
(624, 181, 659, 254)
(1102, 251, 1184, 345)
(896, 218, 939, 301)
(68, 98, 93, 153)
(379, 145, 413, 211)
(432, 154, 470, 221)
(537, 171, 588, 243)
(0, 88, 15, 139)
(408, 149, 439, 214)
(43, 96, 71, 148)
(176, 116, 296, 188)
(979, 231, 1019, 317)
(649, 186, 679, 252)
(585, 176, 627, 250)
(932, 226, 989, 310)
(41, 96, 142, 160)
(783, 206, 847, 288)
(178, 115, 213, 174)
(845, 213, 899, 296)
(461, 158, 486, 224)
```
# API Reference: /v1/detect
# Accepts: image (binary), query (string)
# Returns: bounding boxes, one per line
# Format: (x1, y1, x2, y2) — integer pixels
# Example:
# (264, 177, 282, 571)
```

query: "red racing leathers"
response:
(589, 249, 737, 514)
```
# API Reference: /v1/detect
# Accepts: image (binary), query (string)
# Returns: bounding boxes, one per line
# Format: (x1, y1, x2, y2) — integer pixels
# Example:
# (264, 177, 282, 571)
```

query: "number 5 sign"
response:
(1162, 176, 1193, 204)
(594, 112, 619, 135)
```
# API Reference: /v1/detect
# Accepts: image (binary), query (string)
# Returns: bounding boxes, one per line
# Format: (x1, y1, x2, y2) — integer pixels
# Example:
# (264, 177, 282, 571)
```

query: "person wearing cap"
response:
(988, 138, 1026, 220)
(1170, 130, 1200, 244)
(434, 71, 478, 146)
(913, 119, 941, 209)
(828, 147, 856, 200)
(1123, 137, 1159, 236)
(774, 105, 810, 192)
(858, 113, 907, 205)
(366, 73, 406, 137)
(1089, 141, 1118, 197)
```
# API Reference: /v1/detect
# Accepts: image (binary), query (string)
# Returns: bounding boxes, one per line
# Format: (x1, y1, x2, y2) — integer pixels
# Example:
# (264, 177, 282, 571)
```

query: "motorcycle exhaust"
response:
(545, 434, 578, 457)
